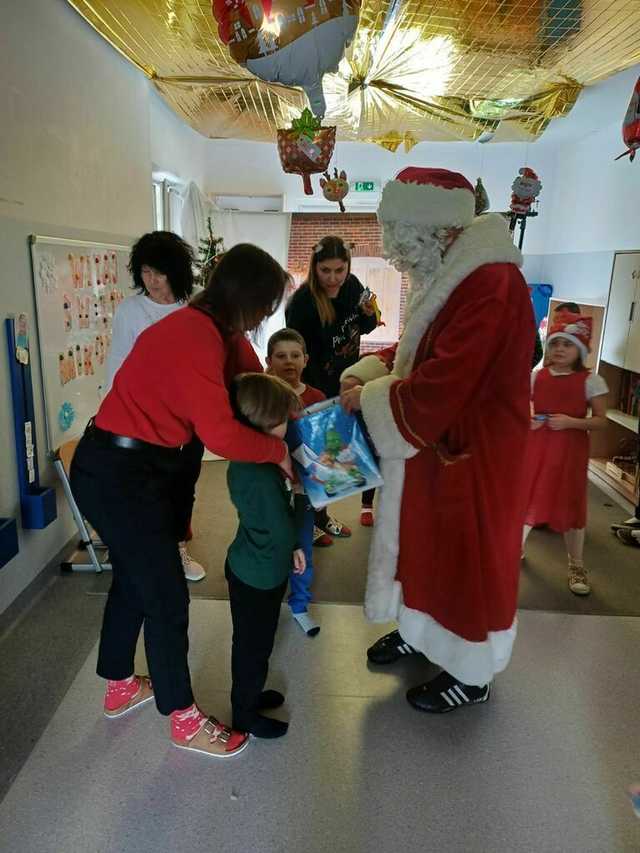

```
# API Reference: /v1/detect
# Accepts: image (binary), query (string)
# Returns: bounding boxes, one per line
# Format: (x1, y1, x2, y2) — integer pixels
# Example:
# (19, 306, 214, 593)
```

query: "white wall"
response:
(528, 64, 640, 304)
(202, 139, 555, 254)
(0, 0, 206, 613)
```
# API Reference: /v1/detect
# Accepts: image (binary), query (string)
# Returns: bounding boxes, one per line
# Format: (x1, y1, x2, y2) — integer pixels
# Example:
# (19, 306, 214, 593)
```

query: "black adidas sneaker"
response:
(366, 630, 419, 664)
(406, 670, 491, 713)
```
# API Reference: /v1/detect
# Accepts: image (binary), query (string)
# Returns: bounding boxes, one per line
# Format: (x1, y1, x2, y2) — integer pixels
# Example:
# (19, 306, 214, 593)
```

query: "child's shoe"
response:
(360, 507, 374, 527)
(292, 611, 320, 637)
(171, 704, 249, 758)
(323, 517, 352, 538)
(104, 675, 154, 718)
(568, 560, 591, 595)
(313, 526, 333, 547)
(616, 528, 640, 547)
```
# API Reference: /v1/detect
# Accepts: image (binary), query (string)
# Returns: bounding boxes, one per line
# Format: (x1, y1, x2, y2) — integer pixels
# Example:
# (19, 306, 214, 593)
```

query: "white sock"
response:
(292, 611, 320, 636)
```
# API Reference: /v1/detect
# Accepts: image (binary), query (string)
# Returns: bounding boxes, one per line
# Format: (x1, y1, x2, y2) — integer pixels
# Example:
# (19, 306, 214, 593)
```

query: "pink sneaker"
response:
(104, 676, 154, 718)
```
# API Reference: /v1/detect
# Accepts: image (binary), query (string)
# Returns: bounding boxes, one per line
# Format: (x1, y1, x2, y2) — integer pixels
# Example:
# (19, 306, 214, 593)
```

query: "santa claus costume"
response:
(343, 168, 535, 712)
(521, 313, 608, 595)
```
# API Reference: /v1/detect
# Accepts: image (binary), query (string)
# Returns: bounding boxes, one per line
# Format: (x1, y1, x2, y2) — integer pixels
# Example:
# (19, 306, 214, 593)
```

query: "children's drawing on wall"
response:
(15, 313, 29, 365)
(37, 252, 58, 294)
(58, 401, 75, 432)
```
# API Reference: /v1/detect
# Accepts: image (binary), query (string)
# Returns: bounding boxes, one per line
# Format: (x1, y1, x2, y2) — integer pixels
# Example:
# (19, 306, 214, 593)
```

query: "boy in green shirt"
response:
(226, 373, 305, 739)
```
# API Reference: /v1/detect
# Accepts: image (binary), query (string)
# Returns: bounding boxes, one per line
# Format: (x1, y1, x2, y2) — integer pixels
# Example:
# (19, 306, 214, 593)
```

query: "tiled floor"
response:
(0, 601, 638, 853)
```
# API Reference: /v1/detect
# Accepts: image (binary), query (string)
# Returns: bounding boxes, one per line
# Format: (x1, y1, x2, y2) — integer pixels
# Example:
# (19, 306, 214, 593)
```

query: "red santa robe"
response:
(348, 214, 535, 686)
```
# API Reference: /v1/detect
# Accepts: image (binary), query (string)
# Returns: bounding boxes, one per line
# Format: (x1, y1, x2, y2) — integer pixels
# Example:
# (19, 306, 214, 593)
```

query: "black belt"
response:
(86, 421, 182, 455)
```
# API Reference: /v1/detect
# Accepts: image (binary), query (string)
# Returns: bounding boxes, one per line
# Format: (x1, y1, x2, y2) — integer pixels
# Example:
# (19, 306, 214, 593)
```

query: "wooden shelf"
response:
(607, 409, 639, 432)
(589, 458, 637, 502)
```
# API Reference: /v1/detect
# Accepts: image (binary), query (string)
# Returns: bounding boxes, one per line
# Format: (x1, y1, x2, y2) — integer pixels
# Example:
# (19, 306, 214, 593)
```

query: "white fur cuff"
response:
(340, 355, 389, 386)
(361, 376, 419, 460)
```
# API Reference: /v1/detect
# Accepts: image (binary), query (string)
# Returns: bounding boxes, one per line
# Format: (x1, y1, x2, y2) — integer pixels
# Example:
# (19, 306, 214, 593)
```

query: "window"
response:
(350, 257, 402, 344)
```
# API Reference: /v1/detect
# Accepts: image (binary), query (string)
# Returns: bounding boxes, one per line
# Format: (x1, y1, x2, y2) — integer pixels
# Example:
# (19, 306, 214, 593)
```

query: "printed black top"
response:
(285, 273, 377, 397)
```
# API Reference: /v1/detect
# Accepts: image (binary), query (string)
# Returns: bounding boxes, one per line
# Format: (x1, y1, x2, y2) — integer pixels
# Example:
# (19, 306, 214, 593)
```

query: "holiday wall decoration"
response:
(277, 109, 335, 194)
(320, 168, 349, 212)
(211, 0, 360, 117)
(510, 167, 542, 215)
(615, 75, 640, 162)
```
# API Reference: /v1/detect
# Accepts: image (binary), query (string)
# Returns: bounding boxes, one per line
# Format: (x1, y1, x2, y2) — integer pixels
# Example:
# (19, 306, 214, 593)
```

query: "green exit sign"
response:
(353, 181, 376, 192)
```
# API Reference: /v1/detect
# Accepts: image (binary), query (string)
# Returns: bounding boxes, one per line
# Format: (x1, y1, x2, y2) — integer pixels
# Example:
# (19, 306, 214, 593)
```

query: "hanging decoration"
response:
(195, 216, 225, 286)
(210, 0, 360, 117)
(474, 178, 490, 215)
(320, 168, 349, 212)
(615, 75, 640, 162)
(509, 168, 542, 215)
(277, 108, 336, 195)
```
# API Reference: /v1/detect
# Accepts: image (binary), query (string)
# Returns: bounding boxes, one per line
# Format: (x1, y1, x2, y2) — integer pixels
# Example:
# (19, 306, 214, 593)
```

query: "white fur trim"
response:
(364, 457, 406, 621)
(546, 332, 588, 363)
(378, 182, 475, 230)
(340, 354, 389, 385)
(362, 213, 522, 684)
(398, 608, 518, 686)
(360, 376, 419, 460)
(393, 214, 522, 379)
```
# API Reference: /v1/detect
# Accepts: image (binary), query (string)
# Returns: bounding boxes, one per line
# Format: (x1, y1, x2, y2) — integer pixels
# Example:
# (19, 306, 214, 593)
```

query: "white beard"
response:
(382, 221, 445, 313)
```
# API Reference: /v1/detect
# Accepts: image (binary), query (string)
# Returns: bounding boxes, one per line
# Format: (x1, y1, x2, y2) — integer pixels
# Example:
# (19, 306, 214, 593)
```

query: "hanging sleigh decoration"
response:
(320, 168, 349, 212)
(615, 75, 640, 162)
(277, 109, 336, 195)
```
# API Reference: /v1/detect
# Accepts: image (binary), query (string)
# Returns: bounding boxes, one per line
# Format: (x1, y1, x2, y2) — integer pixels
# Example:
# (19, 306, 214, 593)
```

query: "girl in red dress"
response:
(521, 312, 608, 595)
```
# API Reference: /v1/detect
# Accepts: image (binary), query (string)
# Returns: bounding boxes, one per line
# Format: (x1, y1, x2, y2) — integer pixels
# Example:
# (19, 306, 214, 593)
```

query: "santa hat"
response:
(378, 167, 476, 230)
(546, 311, 592, 362)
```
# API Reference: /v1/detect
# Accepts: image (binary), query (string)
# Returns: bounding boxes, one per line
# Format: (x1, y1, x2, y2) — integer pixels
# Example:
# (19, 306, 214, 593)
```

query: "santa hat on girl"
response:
(546, 312, 592, 362)
(378, 167, 476, 230)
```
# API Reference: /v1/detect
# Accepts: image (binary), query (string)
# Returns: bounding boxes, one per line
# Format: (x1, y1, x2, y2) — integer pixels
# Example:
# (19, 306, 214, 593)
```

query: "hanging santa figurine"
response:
(615, 75, 640, 162)
(510, 167, 542, 215)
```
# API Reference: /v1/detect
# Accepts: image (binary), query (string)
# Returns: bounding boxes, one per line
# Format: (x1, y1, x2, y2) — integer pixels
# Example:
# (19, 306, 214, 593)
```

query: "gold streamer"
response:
(65, 0, 640, 143)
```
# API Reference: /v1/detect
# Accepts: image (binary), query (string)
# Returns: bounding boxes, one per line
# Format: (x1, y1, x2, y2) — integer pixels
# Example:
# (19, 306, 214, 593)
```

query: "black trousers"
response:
(225, 562, 287, 729)
(70, 431, 195, 715)
(177, 437, 204, 541)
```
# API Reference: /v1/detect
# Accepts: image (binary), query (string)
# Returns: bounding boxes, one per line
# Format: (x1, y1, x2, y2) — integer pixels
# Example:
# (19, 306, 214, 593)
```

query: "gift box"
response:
(289, 398, 383, 509)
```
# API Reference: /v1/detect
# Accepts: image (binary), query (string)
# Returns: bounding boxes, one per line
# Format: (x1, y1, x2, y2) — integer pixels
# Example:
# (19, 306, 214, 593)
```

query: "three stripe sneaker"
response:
(406, 670, 491, 714)
(366, 629, 419, 664)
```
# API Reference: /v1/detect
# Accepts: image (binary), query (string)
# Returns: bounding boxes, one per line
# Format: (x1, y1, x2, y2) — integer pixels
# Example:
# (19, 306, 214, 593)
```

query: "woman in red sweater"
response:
(71, 244, 291, 759)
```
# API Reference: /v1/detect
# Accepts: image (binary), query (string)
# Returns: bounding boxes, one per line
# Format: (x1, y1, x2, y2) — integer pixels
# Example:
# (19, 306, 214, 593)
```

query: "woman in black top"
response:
(286, 235, 378, 529)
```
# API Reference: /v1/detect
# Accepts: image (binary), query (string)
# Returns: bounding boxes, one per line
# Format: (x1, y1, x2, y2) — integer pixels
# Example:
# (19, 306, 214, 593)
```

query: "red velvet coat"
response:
(351, 215, 535, 685)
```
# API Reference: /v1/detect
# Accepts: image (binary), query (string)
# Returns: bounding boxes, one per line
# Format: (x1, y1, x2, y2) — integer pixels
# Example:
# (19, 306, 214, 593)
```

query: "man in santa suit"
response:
(341, 167, 535, 713)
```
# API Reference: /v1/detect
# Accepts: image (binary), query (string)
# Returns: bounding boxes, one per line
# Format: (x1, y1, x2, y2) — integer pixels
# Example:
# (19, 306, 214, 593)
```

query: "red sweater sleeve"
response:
(179, 327, 285, 463)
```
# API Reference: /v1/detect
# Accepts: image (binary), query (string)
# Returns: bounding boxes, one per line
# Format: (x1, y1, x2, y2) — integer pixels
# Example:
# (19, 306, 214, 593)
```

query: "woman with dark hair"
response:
(286, 235, 378, 530)
(70, 244, 291, 759)
(105, 230, 205, 581)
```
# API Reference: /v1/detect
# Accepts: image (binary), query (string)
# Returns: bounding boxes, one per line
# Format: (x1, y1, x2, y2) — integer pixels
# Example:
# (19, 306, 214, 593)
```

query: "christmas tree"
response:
(195, 216, 224, 286)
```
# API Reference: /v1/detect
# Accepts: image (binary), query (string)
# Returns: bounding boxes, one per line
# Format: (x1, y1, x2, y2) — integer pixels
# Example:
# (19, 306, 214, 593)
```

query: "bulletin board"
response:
(29, 235, 132, 453)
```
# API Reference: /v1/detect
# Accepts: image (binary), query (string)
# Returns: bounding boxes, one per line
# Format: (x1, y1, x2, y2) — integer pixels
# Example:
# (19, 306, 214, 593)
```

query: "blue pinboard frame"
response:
(5, 318, 57, 529)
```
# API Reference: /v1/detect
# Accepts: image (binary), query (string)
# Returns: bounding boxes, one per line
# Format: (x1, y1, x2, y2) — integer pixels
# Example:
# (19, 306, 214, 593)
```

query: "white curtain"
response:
(179, 181, 216, 248)
(214, 210, 292, 365)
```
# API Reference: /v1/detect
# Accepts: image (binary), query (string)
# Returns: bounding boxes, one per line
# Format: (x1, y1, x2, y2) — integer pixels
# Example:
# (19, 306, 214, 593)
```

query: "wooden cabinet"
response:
(601, 251, 640, 372)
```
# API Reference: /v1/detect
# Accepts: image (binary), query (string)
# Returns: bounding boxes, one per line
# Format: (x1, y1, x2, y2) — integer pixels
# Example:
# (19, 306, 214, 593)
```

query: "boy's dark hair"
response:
(554, 301, 581, 314)
(267, 328, 307, 358)
(231, 373, 300, 432)
(192, 244, 286, 335)
(128, 231, 195, 300)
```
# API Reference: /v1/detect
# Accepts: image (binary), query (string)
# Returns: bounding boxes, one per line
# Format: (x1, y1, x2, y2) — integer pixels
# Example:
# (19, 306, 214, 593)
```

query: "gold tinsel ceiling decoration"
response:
(66, 0, 640, 144)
